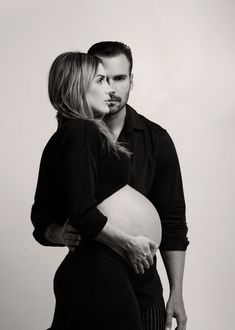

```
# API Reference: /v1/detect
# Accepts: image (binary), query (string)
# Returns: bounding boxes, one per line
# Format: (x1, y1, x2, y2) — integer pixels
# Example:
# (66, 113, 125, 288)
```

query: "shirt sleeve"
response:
(148, 130, 189, 251)
(31, 188, 66, 247)
(62, 147, 107, 240)
(31, 120, 108, 244)
(31, 144, 65, 247)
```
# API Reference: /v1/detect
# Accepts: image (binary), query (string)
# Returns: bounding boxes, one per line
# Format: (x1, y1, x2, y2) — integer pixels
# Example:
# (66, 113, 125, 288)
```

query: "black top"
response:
(117, 105, 189, 251)
(31, 105, 189, 250)
(31, 118, 131, 242)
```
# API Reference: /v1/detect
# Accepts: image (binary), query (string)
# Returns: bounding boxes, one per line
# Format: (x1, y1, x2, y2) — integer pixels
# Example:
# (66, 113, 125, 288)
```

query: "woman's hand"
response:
(124, 235, 158, 274)
(96, 222, 159, 274)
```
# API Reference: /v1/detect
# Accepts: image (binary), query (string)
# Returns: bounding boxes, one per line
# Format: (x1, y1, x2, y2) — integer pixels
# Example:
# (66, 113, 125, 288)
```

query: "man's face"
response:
(97, 54, 133, 115)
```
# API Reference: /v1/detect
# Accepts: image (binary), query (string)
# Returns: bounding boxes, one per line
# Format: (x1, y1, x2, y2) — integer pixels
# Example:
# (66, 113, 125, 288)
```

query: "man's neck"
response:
(104, 106, 127, 141)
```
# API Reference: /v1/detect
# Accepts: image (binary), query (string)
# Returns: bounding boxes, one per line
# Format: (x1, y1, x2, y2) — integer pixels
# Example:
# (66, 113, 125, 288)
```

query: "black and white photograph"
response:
(0, 1, 234, 329)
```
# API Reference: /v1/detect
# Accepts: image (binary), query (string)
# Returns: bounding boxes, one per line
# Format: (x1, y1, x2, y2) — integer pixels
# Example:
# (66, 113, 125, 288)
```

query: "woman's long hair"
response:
(48, 52, 130, 156)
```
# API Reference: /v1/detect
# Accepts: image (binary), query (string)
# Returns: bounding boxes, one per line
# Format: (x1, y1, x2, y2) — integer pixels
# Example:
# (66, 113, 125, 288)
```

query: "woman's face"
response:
(86, 63, 113, 116)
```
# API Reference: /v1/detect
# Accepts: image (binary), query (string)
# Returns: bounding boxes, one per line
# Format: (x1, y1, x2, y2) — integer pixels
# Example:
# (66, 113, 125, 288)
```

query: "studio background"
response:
(1, 0, 234, 329)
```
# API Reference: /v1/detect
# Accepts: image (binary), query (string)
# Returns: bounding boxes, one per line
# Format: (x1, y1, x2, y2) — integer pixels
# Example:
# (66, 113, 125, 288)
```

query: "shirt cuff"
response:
(159, 237, 189, 251)
(71, 208, 108, 240)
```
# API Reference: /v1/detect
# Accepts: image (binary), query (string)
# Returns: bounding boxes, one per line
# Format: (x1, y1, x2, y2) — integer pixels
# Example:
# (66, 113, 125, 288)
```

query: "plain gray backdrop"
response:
(1, 0, 234, 329)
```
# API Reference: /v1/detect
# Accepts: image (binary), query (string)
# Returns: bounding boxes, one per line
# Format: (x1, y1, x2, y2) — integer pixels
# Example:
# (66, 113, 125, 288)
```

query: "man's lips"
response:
(105, 98, 121, 102)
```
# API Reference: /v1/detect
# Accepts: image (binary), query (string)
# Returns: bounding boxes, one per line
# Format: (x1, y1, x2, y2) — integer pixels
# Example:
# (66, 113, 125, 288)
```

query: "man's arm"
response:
(161, 250, 187, 330)
(147, 129, 189, 329)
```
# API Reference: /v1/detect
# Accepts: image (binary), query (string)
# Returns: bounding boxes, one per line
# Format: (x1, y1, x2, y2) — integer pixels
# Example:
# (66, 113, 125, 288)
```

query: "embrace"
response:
(31, 41, 189, 330)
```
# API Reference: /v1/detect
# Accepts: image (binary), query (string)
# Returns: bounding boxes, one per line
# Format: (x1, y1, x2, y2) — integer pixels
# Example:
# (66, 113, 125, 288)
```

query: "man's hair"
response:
(88, 41, 133, 74)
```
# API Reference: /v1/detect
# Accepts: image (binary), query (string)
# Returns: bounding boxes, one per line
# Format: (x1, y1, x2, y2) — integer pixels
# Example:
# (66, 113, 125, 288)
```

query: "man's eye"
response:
(114, 76, 126, 81)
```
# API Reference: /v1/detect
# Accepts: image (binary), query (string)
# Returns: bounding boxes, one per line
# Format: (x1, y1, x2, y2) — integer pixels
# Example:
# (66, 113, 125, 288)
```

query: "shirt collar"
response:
(124, 104, 146, 134)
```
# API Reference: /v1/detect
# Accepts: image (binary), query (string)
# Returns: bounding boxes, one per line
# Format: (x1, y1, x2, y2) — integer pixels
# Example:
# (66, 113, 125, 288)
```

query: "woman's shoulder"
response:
(60, 117, 98, 131)
(58, 118, 103, 154)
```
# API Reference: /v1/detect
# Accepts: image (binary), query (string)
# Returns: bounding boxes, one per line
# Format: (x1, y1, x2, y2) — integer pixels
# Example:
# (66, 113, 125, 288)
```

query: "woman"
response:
(32, 52, 163, 330)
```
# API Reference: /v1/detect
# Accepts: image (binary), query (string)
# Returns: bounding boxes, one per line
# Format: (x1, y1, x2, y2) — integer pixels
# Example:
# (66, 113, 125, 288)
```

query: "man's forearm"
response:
(160, 250, 186, 293)
(160, 250, 187, 329)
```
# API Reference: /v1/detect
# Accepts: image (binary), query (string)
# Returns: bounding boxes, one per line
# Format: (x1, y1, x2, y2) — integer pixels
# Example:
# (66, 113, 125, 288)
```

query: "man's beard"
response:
(106, 94, 126, 114)
(106, 102, 125, 116)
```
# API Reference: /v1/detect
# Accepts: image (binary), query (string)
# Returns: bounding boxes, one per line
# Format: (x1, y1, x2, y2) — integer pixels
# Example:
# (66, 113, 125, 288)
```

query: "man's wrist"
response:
(169, 284, 184, 297)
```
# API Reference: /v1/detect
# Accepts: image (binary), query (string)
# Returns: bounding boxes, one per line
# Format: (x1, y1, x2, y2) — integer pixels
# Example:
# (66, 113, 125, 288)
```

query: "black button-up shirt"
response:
(118, 105, 189, 251)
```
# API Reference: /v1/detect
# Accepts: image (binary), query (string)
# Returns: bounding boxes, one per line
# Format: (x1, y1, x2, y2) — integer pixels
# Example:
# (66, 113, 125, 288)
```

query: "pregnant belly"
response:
(97, 185, 162, 247)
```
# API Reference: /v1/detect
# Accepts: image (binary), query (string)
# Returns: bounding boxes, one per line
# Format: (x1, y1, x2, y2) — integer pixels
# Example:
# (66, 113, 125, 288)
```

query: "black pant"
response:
(48, 241, 165, 330)
(141, 302, 166, 330)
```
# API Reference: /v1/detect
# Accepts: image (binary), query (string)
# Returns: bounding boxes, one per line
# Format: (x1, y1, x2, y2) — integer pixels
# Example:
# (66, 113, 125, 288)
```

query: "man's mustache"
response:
(109, 96, 121, 102)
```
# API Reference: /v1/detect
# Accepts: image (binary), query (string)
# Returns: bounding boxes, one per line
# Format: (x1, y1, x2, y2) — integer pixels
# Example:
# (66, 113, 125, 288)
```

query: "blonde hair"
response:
(48, 52, 130, 156)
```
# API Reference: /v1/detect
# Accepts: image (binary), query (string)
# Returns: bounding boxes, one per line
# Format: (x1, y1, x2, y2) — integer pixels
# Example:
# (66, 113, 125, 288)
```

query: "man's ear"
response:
(130, 73, 134, 90)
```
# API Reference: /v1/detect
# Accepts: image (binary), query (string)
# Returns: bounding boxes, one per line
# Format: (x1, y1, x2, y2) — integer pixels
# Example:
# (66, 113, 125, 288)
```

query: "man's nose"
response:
(106, 82, 115, 94)
(106, 78, 116, 91)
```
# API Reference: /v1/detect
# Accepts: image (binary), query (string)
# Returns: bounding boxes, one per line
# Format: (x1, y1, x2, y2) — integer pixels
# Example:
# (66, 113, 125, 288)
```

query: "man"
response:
(32, 41, 189, 330)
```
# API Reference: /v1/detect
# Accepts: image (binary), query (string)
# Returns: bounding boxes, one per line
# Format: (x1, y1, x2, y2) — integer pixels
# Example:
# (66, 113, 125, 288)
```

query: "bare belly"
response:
(97, 185, 162, 257)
